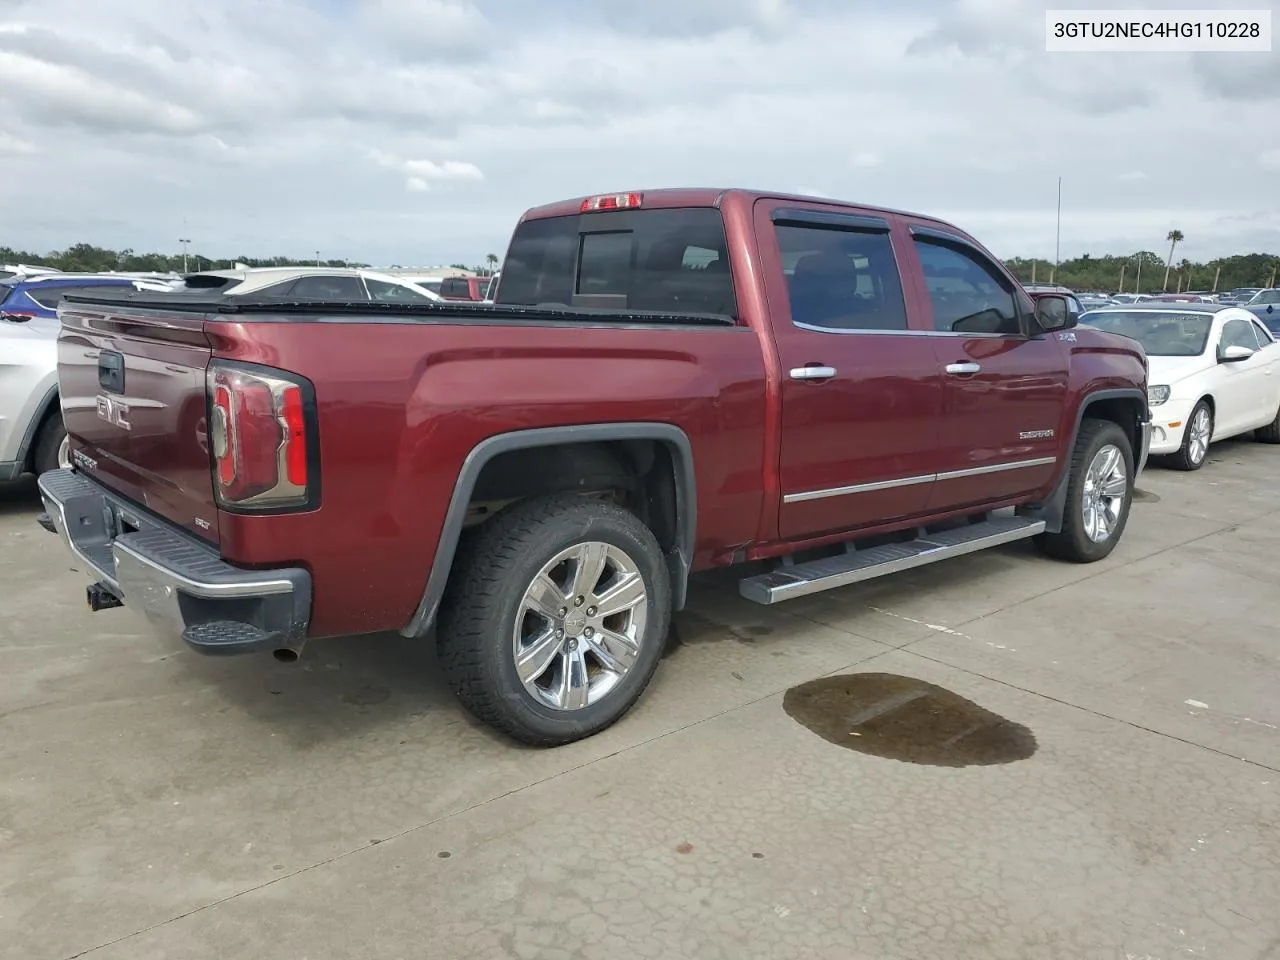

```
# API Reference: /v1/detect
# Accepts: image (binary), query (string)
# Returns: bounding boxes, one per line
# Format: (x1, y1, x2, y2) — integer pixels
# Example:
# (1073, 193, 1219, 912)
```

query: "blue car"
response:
(0, 273, 153, 321)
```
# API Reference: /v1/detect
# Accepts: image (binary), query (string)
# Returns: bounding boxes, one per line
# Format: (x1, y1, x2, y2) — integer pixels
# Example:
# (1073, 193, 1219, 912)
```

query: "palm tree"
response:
(1162, 229, 1184, 291)
(485, 252, 499, 276)
(1179, 258, 1192, 293)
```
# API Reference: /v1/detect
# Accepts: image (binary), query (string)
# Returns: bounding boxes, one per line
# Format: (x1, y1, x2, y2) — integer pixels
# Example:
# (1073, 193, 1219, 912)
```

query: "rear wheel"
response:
(33, 417, 69, 474)
(1169, 400, 1212, 470)
(1254, 403, 1280, 443)
(438, 494, 670, 746)
(1036, 418, 1133, 563)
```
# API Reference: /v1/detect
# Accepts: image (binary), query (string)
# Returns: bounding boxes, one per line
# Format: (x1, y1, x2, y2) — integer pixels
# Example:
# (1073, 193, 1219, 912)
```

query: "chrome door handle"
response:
(790, 365, 837, 380)
(945, 362, 981, 375)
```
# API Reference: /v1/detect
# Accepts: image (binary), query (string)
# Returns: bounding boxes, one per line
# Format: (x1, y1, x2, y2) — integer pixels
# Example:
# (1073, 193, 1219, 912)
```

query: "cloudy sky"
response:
(1, 0, 1277, 267)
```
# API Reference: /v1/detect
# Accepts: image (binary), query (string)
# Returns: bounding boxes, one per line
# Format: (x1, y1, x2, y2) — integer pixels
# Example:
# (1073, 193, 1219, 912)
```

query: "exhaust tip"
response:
(272, 647, 300, 664)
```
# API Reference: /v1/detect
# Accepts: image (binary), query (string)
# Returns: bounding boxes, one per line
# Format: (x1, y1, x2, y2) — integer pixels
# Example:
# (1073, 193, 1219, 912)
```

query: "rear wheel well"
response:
(465, 440, 680, 556)
(24, 391, 62, 471)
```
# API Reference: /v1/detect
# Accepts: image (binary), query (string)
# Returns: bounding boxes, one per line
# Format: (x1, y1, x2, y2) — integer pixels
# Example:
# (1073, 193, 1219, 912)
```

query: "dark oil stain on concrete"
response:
(783, 673, 1036, 767)
(664, 613, 774, 657)
(1132, 488, 1161, 503)
(675, 842, 694, 854)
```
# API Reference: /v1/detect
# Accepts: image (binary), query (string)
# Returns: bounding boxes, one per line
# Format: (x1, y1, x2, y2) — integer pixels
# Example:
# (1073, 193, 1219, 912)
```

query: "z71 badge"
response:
(1057, 331, 1077, 342)
(1019, 429, 1055, 440)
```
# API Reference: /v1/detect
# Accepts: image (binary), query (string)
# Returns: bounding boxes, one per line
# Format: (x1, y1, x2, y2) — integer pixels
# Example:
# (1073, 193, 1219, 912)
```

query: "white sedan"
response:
(1082, 303, 1280, 470)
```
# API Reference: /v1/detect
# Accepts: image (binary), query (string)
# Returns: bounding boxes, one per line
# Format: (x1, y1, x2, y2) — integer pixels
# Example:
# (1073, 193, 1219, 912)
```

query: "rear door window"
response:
(773, 223, 908, 331)
(498, 208, 737, 318)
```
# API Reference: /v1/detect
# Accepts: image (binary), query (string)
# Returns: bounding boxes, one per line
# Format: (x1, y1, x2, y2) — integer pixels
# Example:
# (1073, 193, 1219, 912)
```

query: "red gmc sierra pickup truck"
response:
(37, 188, 1151, 745)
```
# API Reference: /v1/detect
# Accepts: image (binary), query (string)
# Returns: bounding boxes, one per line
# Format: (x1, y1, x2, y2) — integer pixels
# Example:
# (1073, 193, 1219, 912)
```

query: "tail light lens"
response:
(207, 363, 318, 511)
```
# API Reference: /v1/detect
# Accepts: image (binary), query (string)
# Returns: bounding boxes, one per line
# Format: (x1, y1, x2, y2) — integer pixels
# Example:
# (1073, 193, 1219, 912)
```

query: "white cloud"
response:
(369, 149, 484, 191)
(0, 0, 1274, 265)
(0, 131, 36, 154)
(1117, 171, 1147, 182)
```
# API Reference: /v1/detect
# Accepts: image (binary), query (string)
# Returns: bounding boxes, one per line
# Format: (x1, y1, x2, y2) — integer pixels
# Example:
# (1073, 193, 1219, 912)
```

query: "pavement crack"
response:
(901, 646, 1280, 775)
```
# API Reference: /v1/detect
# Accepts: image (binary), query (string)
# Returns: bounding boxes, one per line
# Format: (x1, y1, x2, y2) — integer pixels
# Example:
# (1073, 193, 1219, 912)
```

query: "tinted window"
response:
(289, 275, 367, 300)
(915, 239, 1020, 335)
(498, 208, 736, 317)
(1083, 311, 1212, 356)
(25, 283, 135, 309)
(366, 278, 434, 303)
(577, 232, 631, 295)
(252, 281, 299, 297)
(774, 224, 907, 331)
(441, 278, 470, 296)
(1222, 317, 1259, 351)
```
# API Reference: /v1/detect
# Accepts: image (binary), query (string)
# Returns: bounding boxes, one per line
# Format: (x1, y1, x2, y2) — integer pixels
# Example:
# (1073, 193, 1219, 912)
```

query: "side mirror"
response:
(1219, 344, 1254, 363)
(1034, 295, 1075, 331)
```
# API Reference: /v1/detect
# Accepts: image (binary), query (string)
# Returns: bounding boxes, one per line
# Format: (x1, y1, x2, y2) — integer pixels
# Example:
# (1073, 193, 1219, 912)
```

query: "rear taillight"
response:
(207, 363, 317, 511)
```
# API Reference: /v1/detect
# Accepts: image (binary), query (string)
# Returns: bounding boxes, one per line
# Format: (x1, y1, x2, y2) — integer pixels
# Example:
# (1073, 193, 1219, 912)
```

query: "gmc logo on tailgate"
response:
(96, 394, 131, 431)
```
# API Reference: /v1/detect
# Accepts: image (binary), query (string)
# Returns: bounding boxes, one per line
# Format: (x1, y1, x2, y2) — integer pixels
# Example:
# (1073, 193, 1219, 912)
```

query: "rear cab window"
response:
(496, 207, 737, 318)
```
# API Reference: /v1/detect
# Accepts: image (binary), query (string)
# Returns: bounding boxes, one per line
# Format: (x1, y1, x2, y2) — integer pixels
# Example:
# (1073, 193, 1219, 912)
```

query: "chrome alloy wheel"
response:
(512, 541, 648, 711)
(1081, 443, 1127, 543)
(56, 434, 71, 469)
(1187, 406, 1211, 465)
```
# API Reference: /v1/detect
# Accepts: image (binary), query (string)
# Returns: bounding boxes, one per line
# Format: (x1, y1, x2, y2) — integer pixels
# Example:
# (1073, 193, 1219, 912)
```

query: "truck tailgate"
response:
(56, 304, 219, 543)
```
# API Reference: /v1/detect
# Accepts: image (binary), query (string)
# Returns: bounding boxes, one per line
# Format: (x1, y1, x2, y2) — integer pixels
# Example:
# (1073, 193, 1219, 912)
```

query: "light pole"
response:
(315, 250, 321, 267)
(179, 237, 191, 273)
(1053, 176, 1062, 285)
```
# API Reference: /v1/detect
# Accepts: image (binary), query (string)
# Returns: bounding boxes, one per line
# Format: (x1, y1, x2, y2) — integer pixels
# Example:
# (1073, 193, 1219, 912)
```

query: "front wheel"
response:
(1169, 400, 1212, 470)
(438, 494, 671, 746)
(1035, 418, 1134, 563)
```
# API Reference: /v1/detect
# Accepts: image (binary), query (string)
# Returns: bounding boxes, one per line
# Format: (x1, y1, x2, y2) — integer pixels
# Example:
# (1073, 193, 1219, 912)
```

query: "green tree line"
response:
(1004, 251, 1279, 294)
(1, 243, 368, 274)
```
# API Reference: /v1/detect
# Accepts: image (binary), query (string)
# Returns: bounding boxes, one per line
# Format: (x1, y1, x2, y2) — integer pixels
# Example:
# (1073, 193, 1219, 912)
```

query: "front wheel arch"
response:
(1019, 388, 1146, 534)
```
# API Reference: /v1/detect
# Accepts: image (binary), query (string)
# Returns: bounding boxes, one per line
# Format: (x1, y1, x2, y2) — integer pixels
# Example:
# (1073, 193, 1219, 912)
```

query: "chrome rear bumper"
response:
(36, 468, 311, 655)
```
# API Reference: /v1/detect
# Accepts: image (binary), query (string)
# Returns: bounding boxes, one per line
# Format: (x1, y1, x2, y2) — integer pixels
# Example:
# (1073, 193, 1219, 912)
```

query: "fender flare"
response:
(1021, 388, 1149, 533)
(400, 422, 698, 639)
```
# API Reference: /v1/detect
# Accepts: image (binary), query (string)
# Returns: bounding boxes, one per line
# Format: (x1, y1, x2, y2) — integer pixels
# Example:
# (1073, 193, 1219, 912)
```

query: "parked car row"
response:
(0, 266, 452, 483)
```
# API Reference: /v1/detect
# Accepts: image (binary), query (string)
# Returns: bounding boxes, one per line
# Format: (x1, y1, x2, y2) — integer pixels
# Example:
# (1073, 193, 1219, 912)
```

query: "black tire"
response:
(32, 416, 67, 475)
(1168, 399, 1213, 471)
(438, 493, 671, 746)
(1035, 418, 1134, 563)
(1255, 404, 1280, 443)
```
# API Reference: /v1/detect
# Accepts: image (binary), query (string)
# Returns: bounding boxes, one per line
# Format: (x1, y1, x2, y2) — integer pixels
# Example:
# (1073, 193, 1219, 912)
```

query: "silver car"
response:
(0, 314, 65, 480)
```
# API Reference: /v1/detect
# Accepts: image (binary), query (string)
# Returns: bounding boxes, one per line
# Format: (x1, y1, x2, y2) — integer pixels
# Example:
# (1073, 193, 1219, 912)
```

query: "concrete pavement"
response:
(2, 441, 1277, 960)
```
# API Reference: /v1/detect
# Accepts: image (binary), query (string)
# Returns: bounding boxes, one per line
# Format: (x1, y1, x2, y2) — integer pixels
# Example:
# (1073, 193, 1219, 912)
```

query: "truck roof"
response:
(520, 188, 951, 229)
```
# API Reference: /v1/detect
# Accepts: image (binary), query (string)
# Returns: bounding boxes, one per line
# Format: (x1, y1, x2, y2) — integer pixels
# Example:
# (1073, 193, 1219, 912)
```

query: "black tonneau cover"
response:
(59, 290, 736, 327)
